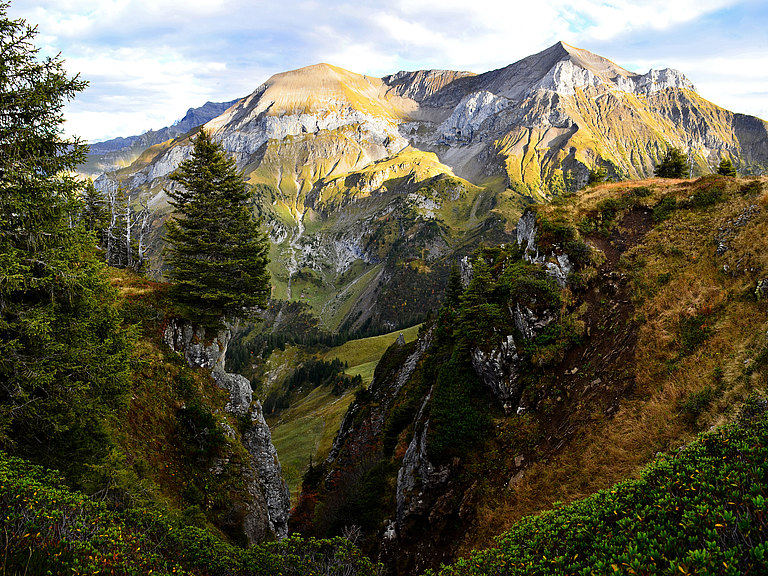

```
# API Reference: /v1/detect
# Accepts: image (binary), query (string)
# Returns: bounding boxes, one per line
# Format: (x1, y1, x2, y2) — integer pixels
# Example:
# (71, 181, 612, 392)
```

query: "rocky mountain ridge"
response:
(95, 42, 768, 337)
(81, 99, 239, 177)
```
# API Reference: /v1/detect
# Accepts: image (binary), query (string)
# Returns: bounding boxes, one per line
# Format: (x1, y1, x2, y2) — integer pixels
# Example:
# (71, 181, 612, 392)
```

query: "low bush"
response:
(653, 195, 678, 221)
(0, 452, 381, 575)
(432, 405, 768, 576)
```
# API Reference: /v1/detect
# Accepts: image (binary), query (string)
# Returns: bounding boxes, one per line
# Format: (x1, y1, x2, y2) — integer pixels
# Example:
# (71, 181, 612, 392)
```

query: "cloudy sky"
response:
(8, 0, 767, 143)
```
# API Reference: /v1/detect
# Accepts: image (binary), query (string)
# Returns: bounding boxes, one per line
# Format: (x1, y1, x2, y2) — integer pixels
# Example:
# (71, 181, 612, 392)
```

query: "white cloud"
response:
(6, 0, 764, 140)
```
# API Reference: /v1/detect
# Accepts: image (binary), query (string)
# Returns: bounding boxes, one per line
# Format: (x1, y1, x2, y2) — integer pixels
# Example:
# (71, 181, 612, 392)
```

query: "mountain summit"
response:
(97, 43, 768, 334)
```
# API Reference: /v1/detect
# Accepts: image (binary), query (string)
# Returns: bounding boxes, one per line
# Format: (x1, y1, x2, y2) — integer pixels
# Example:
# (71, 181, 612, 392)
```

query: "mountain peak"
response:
(478, 41, 693, 99)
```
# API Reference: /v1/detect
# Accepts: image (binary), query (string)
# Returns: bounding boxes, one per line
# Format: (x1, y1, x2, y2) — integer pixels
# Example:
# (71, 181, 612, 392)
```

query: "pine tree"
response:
(445, 264, 464, 307)
(0, 4, 132, 484)
(165, 130, 270, 329)
(654, 147, 688, 178)
(717, 157, 738, 177)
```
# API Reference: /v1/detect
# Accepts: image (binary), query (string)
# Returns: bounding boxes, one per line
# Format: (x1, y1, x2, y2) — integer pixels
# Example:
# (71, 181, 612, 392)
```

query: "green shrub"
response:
(0, 452, 382, 576)
(433, 408, 768, 576)
(177, 403, 227, 460)
(652, 195, 678, 221)
(678, 386, 716, 423)
(427, 357, 491, 463)
(631, 186, 653, 198)
(689, 182, 725, 208)
(655, 147, 688, 178)
(679, 313, 711, 354)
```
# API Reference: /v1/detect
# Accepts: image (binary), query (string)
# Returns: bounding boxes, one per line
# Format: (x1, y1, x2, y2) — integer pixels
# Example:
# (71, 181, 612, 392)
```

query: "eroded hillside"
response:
(292, 175, 768, 573)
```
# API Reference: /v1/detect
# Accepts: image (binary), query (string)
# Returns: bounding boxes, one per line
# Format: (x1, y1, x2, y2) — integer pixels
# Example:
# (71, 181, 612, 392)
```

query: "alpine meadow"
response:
(3, 1, 768, 575)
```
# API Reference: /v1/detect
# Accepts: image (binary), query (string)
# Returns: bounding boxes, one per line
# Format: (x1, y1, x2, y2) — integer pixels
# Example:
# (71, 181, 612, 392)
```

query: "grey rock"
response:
(439, 90, 508, 143)
(163, 318, 228, 371)
(164, 318, 290, 541)
(212, 371, 253, 416)
(460, 255, 473, 287)
(516, 210, 539, 259)
(243, 402, 291, 540)
(515, 210, 573, 287)
(395, 385, 451, 532)
(513, 302, 555, 340)
(471, 335, 521, 412)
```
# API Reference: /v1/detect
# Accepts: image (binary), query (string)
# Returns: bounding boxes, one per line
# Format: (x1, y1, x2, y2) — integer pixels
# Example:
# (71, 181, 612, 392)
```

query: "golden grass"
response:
(460, 176, 768, 554)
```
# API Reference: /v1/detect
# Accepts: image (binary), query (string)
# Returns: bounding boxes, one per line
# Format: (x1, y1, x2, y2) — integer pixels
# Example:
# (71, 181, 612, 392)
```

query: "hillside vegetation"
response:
(0, 451, 378, 575)
(434, 396, 768, 576)
(293, 175, 768, 573)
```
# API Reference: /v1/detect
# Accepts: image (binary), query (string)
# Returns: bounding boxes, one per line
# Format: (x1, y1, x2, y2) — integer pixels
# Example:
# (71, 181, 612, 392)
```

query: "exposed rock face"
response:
(396, 410, 451, 529)
(382, 69, 475, 102)
(163, 318, 290, 541)
(516, 209, 573, 287)
(470, 336, 521, 413)
(513, 302, 555, 340)
(243, 404, 291, 539)
(469, 210, 569, 412)
(439, 91, 508, 142)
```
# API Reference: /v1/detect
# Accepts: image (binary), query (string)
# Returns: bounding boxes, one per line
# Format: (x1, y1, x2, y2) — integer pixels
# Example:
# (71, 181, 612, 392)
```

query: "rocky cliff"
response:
(163, 318, 291, 541)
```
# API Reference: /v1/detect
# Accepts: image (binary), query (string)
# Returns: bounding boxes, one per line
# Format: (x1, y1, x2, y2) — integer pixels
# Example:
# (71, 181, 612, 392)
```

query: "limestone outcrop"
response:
(163, 318, 290, 541)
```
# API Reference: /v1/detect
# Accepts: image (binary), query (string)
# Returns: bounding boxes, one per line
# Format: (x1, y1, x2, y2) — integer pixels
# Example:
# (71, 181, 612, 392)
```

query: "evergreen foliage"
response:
(445, 264, 464, 308)
(165, 130, 270, 329)
(0, 451, 381, 575)
(433, 400, 768, 576)
(717, 157, 738, 177)
(655, 147, 688, 178)
(587, 165, 609, 185)
(0, 3, 132, 485)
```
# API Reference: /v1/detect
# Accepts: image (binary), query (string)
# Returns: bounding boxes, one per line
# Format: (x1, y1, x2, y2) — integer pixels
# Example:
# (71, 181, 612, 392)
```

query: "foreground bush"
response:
(434, 402, 768, 576)
(0, 453, 380, 575)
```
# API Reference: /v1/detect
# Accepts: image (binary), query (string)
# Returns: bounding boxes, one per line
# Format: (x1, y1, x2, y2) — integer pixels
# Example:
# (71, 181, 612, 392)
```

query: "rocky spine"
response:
(163, 318, 291, 540)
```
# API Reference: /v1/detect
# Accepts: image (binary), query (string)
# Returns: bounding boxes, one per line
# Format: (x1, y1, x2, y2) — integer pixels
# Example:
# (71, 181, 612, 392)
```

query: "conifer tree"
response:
(0, 3, 132, 484)
(445, 264, 464, 307)
(654, 147, 688, 178)
(717, 157, 738, 177)
(165, 130, 270, 329)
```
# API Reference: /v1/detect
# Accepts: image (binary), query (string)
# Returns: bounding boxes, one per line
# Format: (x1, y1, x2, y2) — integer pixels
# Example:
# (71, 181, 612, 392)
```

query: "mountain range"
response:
(93, 41, 768, 336)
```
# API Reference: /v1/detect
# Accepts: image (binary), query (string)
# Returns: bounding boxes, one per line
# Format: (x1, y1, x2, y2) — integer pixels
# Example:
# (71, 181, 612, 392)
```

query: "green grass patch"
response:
(269, 386, 356, 499)
(321, 323, 421, 368)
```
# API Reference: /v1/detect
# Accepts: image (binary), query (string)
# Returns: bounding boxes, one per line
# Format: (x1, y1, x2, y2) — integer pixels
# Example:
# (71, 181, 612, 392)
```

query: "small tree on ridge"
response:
(717, 157, 738, 177)
(655, 147, 688, 179)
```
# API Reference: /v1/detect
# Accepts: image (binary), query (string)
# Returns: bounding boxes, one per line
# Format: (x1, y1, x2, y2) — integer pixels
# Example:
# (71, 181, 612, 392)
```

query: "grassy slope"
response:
(462, 175, 768, 554)
(436, 401, 768, 576)
(268, 324, 421, 499)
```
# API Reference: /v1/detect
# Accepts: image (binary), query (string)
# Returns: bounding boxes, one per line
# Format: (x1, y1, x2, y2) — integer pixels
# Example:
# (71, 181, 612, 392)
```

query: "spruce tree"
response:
(717, 157, 738, 177)
(445, 264, 464, 308)
(0, 3, 132, 484)
(654, 147, 688, 178)
(165, 130, 270, 329)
